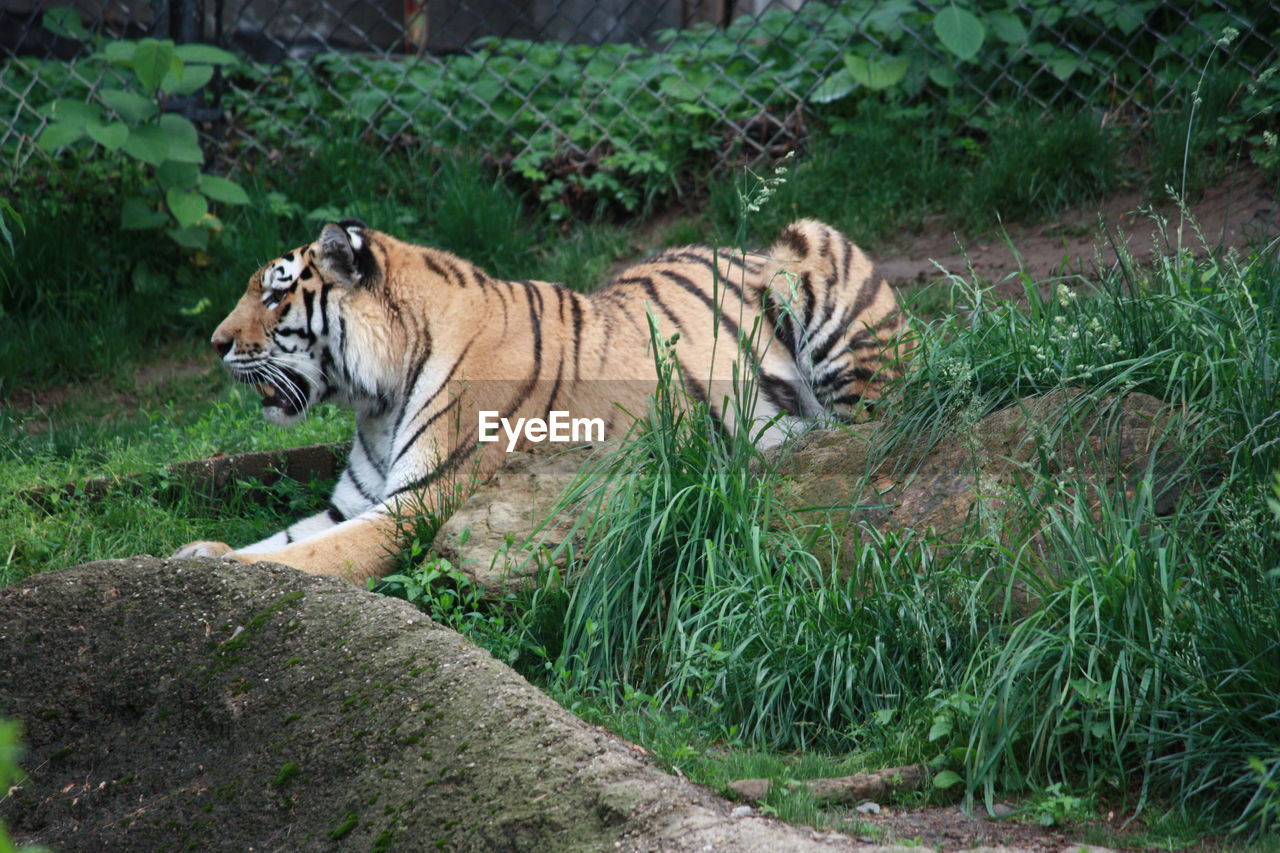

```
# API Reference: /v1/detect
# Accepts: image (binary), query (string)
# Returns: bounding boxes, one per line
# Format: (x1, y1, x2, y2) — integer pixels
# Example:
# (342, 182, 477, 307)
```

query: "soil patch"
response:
(850, 803, 1122, 852)
(879, 166, 1277, 301)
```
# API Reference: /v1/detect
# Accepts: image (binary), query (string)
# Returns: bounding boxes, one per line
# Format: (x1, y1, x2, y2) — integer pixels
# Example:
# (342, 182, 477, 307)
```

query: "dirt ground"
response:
(843, 802, 1130, 852)
(878, 165, 1277, 302)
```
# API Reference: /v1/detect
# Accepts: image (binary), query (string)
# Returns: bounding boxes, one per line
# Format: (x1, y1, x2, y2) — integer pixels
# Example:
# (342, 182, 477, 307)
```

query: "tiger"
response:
(175, 217, 912, 583)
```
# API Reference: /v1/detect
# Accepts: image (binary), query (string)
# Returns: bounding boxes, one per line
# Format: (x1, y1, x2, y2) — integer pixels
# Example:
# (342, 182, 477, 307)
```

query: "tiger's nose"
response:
(212, 336, 232, 358)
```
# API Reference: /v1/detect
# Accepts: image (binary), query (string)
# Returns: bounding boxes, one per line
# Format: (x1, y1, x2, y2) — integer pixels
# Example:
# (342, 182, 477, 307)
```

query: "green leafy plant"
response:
(375, 553, 539, 669)
(1218, 64, 1280, 177)
(1023, 782, 1094, 828)
(35, 9, 246, 250)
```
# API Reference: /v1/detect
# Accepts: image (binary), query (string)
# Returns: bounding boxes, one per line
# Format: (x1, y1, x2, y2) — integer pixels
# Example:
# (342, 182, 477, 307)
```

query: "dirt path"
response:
(879, 166, 1277, 301)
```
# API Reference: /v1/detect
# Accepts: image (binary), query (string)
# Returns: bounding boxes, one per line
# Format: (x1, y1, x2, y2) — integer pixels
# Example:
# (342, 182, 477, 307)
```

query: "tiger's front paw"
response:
(174, 540, 239, 561)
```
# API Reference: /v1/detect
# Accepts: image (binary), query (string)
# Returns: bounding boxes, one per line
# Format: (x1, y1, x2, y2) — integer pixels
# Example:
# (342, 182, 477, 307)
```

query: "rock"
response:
(428, 442, 603, 593)
(987, 802, 1016, 818)
(426, 391, 1209, 599)
(855, 802, 882, 815)
(727, 778, 773, 802)
(0, 557, 865, 852)
(767, 390, 1208, 572)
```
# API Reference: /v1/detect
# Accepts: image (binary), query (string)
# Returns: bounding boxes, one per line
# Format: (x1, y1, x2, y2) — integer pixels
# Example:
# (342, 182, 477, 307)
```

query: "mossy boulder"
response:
(0, 557, 895, 852)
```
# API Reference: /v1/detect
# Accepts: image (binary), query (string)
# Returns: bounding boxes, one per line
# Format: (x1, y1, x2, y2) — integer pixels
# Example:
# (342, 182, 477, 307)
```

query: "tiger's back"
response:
(585, 218, 908, 427)
(175, 218, 911, 582)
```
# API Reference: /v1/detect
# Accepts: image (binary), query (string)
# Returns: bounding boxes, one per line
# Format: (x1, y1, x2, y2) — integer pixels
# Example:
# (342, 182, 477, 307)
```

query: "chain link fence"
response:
(3, 1, 1278, 190)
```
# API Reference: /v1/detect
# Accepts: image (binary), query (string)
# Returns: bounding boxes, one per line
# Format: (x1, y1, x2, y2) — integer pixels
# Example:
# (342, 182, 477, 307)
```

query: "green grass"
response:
(0, 369, 348, 586)
(704, 103, 1125, 248)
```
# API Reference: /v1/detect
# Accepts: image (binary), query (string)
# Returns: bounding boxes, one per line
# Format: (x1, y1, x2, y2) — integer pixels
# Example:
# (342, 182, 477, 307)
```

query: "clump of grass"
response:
(1147, 69, 1243, 201)
(707, 102, 952, 246)
(884, 233, 1280, 834)
(0, 382, 348, 586)
(956, 109, 1123, 227)
(501, 316, 984, 751)
(705, 104, 1123, 249)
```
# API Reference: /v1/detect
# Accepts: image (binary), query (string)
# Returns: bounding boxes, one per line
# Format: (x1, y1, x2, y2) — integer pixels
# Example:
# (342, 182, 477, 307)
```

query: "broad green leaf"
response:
(98, 41, 136, 63)
(36, 121, 84, 152)
(659, 77, 701, 101)
(121, 124, 171, 165)
(85, 121, 129, 150)
(100, 88, 158, 123)
(987, 11, 1027, 45)
(167, 63, 214, 96)
(166, 188, 208, 227)
(160, 112, 200, 143)
(844, 53, 910, 90)
(157, 160, 201, 190)
(167, 225, 210, 250)
(42, 8, 90, 40)
(928, 64, 960, 88)
(39, 99, 102, 126)
(1108, 4, 1147, 36)
(175, 43, 239, 65)
(933, 770, 963, 789)
(933, 6, 985, 61)
(1046, 54, 1082, 81)
(809, 68, 855, 103)
(200, 174, 250, 205)
(157, 53, 189, 93)
(131, 39, 177, 93)
(928, 717, 953, 742)
(159, 114, 204, 164)
(306, 204, 344, 222)
(121, 197, 170, 230)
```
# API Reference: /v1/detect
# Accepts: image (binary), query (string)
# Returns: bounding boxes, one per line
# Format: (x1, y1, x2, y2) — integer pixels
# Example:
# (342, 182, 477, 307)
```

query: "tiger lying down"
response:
(175, 218, 911, 583)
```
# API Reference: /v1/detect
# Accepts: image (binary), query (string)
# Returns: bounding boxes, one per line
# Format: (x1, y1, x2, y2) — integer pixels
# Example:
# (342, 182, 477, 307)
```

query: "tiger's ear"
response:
(316, 222, 356, 285)
(317, 220, 374, 287)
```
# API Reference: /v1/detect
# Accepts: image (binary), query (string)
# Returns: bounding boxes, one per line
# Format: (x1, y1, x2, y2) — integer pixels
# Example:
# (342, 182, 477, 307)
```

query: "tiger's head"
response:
(211, 219, 377, 426)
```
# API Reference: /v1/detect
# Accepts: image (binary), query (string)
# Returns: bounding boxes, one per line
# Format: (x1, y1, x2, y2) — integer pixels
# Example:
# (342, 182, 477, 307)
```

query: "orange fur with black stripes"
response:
(175, 218, 911, 582)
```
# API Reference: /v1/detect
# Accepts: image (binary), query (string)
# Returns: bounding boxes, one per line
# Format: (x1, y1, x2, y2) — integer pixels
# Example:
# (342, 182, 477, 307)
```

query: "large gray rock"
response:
(0, 557, 883, 852)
